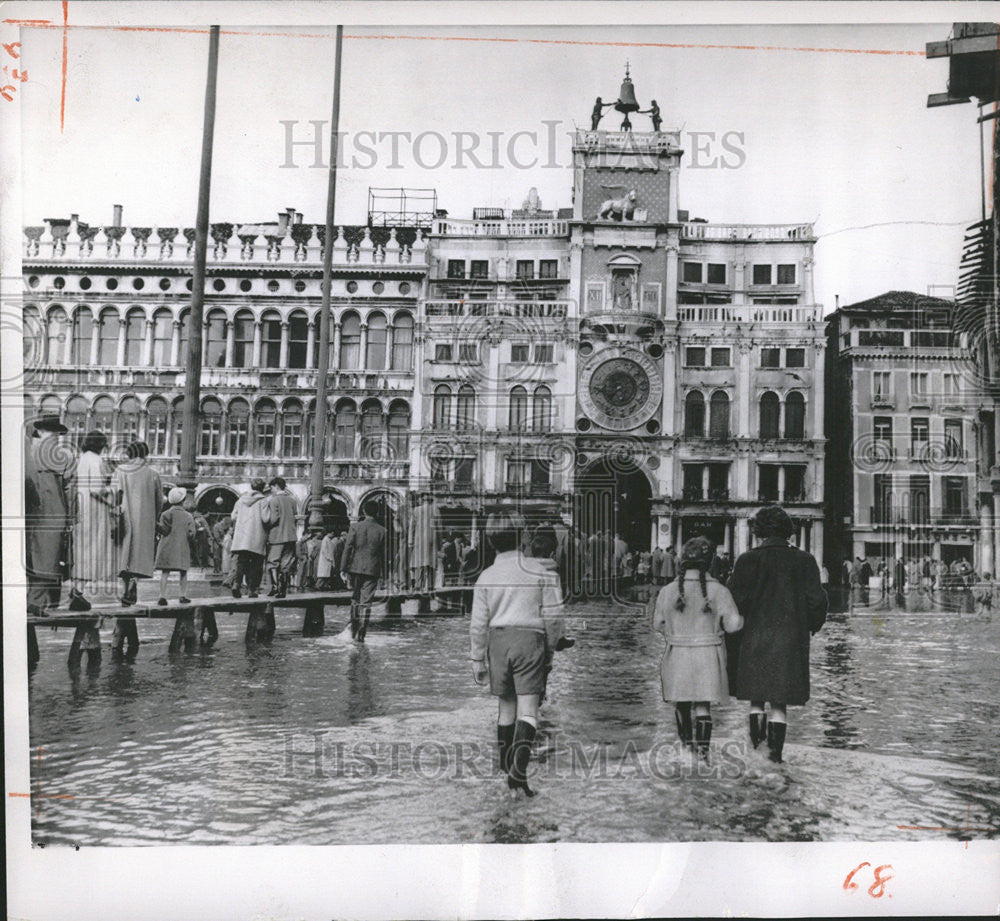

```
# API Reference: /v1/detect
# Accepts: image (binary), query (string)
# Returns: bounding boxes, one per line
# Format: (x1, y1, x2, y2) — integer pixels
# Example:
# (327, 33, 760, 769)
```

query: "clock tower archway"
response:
(573, 456, 653, 557)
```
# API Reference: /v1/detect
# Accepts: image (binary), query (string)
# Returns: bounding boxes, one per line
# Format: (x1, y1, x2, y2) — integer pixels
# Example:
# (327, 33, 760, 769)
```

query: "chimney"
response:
(286, 207, 297, 225)
(277, 212, 289, 235)
(835, 294, 840, 310)
(70, 213, 79, 234)
(294, 212, 303, 224)
(112, 204, 123, 227)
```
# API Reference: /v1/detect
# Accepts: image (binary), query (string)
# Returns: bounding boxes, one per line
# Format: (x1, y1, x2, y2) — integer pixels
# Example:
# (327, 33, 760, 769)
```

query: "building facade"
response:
(20, 97, 825, 565)
(825, 291, 984, 572)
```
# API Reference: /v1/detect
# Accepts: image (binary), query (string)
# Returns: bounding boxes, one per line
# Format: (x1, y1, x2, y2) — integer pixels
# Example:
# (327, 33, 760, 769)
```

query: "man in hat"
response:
(341, 498, 386, 642)
(25, 415, 72, 615)
(260, 476, 298, 599)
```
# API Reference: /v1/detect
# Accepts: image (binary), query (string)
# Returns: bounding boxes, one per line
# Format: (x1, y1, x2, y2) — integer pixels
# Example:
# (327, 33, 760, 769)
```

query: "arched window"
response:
(92, 395, 115, 435)
(200, 397, 223, 455)
(98, 308, 120, 365)
(340, 312, 361, 369)
(311, 313, 335, 370)
(170, 396, 185, 454)
(366, 313, 387, 370)
(709, 390, 730, 440)
(433, 385, 452, 430)
(281, 398, 304, 457)
(227, 398, 250, 456)
(177, 309, 190, 366)
(152, 308, 173, 365)
(334, 399, 357, 457)
(759, 391, 780, 440)
(509, 386, 528, 431)
(254, 398, 277, 456)
(70, 307, 93, 363)
(287, 310, 309, 369)
(119, 395, 141, 443)
(391, 312, 414, 370)
(65, 395, 89, 442)
(46, 306, 69, 365)
(124, 308, 146, 365)
(261, 311, 282, 369)
(233, 310, 255, 368)
(533, 385, 552, 433)
(784, 391, 805, 440)
(359, 399, 384, 460)
(388, 400, 410, 459)
(146, 396, 168, 455)
(456, 384, 476, 431)
(684, 391, 705, 437)
(39, 394, 62, 416)
(23, 306, 43, 369)
(205, 309, 227, 368)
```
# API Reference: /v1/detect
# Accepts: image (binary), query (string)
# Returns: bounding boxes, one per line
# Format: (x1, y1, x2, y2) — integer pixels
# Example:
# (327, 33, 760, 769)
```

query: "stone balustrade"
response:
(681, 222, 815, 241)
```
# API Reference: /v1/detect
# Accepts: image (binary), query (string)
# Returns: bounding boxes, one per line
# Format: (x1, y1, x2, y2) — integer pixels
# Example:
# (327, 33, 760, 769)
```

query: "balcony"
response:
(677, 304, 823, 325)
(843, 328, 970, 352)
(868, 505, 976, 527)
(431, 217, 568, 238)
(681, 222, 815, 242)
(573, 129, 680, 153)
(424, 299, 570, 319)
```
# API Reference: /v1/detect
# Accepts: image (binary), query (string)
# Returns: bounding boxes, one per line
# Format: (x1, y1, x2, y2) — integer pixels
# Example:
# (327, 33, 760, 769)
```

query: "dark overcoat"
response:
(727, 537, 827, 705)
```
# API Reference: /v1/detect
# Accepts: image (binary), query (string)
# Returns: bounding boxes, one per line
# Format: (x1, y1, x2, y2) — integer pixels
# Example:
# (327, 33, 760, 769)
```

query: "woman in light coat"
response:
(652, 536, 743, 758)
(70, 430, 117, 607)
(111, 441, 162, 605)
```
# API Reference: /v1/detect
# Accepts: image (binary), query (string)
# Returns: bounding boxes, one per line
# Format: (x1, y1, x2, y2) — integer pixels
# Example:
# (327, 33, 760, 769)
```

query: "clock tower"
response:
(569, 72, 683, 555)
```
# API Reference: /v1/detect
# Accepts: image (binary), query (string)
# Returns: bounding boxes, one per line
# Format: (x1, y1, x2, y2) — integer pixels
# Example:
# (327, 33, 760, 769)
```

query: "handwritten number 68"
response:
(843, 862, 894, 898)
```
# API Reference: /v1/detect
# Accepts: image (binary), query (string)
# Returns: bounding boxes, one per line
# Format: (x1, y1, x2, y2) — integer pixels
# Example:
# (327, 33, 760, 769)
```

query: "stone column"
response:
(359, 322, 369, 371)
(225, 319, 235, 368)
(812, 517, 824, 568)
(664, 239, 679, 322)
(116, 314, 127, 367)
(778, 465, 786, 502)
(142, 318, 154, 366)
(91, 317, 102, 366)
(306, 318, 316, 370)
(661, 341, 676, 434)
(736, 518, 750, 555)
(252, 321, 262, 368)
(737, 342, 752, 437)
(485, 339, 500, 430)
(385, 322, 395, 370)
(170, 320, 180, 367)
(332, 321, 342, 371)
(701, 464, 709, 498)
(980, 498, 994, 577)
(812, 341, 825, 439)
(279, 321, 289, 369)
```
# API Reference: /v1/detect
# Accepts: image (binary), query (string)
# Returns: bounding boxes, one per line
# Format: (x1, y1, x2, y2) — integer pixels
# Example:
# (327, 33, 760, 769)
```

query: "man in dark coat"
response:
(893, 556, 907, 608)
(727, 506, 827, 763)
(341, 500, 387, 642)
(25, 416, 72, 615)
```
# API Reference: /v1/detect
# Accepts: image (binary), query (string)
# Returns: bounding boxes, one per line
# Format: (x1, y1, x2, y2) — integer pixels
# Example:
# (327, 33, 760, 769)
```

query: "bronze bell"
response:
(615, 73, 639, 114)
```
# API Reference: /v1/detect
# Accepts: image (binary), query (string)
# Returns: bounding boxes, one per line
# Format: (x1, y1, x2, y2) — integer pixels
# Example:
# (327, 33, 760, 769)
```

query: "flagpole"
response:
(178, 24, 220, 490)
(308, 24, 344, 530)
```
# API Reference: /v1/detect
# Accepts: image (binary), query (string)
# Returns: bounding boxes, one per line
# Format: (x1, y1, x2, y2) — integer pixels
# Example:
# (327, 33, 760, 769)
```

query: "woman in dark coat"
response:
(727, 506, 827, 763)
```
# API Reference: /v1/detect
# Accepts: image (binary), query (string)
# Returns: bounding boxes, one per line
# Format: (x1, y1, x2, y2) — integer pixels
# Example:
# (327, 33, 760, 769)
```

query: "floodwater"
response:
(25, 598, 1000, 845)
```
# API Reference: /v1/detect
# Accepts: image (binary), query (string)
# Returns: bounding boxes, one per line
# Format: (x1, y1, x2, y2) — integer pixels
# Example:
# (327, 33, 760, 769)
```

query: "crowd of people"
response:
(842, 552, 989, 609)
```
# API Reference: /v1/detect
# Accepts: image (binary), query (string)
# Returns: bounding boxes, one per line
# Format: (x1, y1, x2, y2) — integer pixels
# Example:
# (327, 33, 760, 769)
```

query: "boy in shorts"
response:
(470, 513, 566, 797)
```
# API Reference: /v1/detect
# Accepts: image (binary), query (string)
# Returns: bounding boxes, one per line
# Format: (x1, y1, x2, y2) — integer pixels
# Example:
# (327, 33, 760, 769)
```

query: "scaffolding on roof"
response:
(368, 188, 438, 228)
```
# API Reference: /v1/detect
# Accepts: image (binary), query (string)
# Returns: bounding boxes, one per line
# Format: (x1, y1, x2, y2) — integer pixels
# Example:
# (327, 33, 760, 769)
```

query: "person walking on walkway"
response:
(470, 511, 565, 798)
(341, 499, 387, 642)
(154, 487, 196, 605)
(261, 477, 298, 599)
(230, 479, 267, 598)
(25, 415, 72, 616)
(316, 528, 337, 590)
(69, 430, 116, 609)
(111, 440, 162, 607)
(408, 493, 438, 592)
(652, 536, 743, 758)
(727, 506, 827, 764)
(662, 545, 677, 586)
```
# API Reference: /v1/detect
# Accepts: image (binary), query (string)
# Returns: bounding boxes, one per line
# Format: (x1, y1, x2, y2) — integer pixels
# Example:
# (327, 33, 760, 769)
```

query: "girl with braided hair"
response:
(651, 536, 743, 758)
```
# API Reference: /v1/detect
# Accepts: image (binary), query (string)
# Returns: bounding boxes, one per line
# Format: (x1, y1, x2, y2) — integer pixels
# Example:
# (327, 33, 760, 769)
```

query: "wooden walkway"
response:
(27, 586, 470, 670)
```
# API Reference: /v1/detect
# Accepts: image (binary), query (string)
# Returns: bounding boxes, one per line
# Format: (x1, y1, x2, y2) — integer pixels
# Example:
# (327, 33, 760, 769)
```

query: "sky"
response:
(16, 18, 983, 313)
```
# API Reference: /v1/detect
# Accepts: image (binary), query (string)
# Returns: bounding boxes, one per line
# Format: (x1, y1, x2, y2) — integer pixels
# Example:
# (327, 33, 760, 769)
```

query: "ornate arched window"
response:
(227, 398, 250, 456)
(359, 399, 384, 460)
(254, 398, 277, 456)
(366, 313, 387, 370)
(784, 391, 805, 440)
(124, 308, 146, 365)
(260, 311, 282, 369)
(92, 395, 115, 435)
(65, 395, 89, 442)
(70, 307, 93, 363)
(177, 309, 190, 366)
(388, 400, 410, 459)
(281, 398, 304, 457)
(200, 397, 223, 455)
(340, 312, 361, 369)
(119, 395, 141, 443)
(152, 308, 173, 365)
(205, 309, 227, 368)
(456, 384, 476, 431)
(46, 306, 69, 365)
(433, 385, 452, 430)
(709, 390, 730, 440)
(334, 398, 357, 457)
(232, 310, 255, 368)
(759, 391, 780, 440)
(170, 396, 185, 453)
(287, 310, 309, 369)
(509, 386, 528, 431)
(391, 312, 414, 370)
(684, 390, 705, 437)
(533, 385, 552, 432)
(146, 396, 168, 455)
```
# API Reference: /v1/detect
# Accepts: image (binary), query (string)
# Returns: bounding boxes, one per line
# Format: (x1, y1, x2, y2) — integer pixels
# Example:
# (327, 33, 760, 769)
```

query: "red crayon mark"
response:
(60, 1, 68, 132)
(844, 862, 894, 899)
(843, 861, 870, 891)
(3, 41, 21, 58)
(897, 803, 995, 848)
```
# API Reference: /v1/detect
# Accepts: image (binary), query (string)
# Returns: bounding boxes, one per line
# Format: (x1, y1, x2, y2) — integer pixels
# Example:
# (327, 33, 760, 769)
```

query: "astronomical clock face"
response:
(579, 346, 663, 431)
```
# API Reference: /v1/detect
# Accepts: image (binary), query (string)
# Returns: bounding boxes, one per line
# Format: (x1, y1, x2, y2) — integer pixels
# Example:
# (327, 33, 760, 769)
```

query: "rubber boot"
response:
(349, 603, 359, 639)
(694, 716, 712, 760)
(497, 722, 515, 774)
(507, 719, 537, 796)
(674, 702, 694, 749)
(749, 712, 768, 750)
(767, 721, 786, 764)
(266, 568, 279, 597)
(357, 605, 371, 642)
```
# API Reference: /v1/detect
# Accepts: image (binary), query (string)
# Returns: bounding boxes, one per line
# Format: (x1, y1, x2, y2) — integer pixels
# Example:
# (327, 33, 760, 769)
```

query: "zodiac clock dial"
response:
(579, 347, 663, 431)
